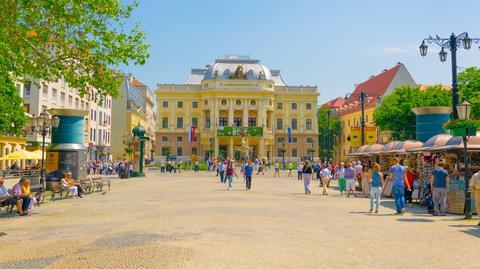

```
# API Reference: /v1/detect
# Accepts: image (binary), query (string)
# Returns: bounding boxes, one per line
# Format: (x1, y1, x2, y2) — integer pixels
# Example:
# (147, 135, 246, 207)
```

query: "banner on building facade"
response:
(217, 126, 263, 137)
(188, 126, 195, 142)
(350, 126, 377, 148)
(287, 127, 292, 142)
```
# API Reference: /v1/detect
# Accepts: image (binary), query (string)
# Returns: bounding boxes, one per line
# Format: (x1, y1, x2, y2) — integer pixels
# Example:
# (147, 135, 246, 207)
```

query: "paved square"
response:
(1, 170, 479, 269)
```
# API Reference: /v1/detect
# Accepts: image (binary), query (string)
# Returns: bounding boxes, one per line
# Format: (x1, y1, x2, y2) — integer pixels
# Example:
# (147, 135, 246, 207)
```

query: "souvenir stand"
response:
(407, 134, 452, 211)
(431, 136, 480, 214)
(371, 141, 401, 197)
(385, 140, 424, 201)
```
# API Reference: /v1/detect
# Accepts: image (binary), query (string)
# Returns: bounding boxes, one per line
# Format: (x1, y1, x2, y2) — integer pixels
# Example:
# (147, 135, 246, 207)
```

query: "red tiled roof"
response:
(349, 64, 401, 100)
(132, 78, 147, 88)
(321, 97, 345, 109)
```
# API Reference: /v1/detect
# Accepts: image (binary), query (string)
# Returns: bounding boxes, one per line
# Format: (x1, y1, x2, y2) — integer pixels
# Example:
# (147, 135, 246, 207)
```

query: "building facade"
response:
(21, 78, 112, 160)
(330, 63, 416, 160)
(110, 74, 155, 160)
(156, 56, 319, 161)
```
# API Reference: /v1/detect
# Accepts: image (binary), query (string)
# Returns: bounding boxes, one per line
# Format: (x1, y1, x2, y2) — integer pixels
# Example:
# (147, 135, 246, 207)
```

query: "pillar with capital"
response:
(214, 137, 219, 157)
(259, 138, 265, 158)
(228, 99, 234, 126)
(243, 100, 248, 127)
(229, 136, 234, 158)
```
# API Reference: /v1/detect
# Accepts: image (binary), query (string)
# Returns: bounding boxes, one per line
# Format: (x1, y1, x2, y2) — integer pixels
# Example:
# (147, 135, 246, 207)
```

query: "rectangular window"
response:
(192, 117, 198, 128)
(177, 101, 183, 108)
(248, 118, 256, 127)
(162, 136, 168, 142)
(234, 117, 242, 127)
(161, 147, 169, 156)
(277, 137, 284, 143)
(162, 117, 168, 128)
(75, 98, 79, 109)
(276, 119, 283, 130)
(206, 118, 211, 128)
(24, 81, 31, 98)
(292, 137, 298, 143)
(93, 128, 96, 141)
(192, 101, 198, 108)
(291, 103, 297, 110)
(306, 119, 312, 130)
(192, 147, 198, 155)
(307, 137, 314, 143)
(162, 101, 168, 108)
(81, 101, 84, 109)
(177, 147, 183, 157)
(90, 128, 93, 141)
(52, 88, 58, 99)
(219, 117, 228, 127)
(277, 102, 283, 109)
(277, 148, 284, 157)
(60, 92, 65, 104)
(306, 103, 312, 110)
(94, 110, 97, 121)
(177, 117, 183, 128)
(291, 119, 298, 130)
(68, 95, 73, 107)
(292, 148, 298, 157)
(42, 84, 48, 96)
(99, 111, 103, 125)
(177, 136, 182, 142)
(23, 104, 30, 114)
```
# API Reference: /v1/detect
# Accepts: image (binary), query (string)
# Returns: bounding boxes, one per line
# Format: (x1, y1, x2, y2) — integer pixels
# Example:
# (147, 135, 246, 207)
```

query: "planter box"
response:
(452, 127, 476, 137)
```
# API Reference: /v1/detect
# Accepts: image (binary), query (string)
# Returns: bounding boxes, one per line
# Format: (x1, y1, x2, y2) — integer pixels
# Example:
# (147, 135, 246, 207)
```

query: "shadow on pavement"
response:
(397, 218, 433, 223)
(449, 224, 480, 238)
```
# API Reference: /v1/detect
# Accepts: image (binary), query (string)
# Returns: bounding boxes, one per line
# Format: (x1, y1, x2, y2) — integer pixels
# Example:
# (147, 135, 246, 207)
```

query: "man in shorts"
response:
(345, 162, 356, 197)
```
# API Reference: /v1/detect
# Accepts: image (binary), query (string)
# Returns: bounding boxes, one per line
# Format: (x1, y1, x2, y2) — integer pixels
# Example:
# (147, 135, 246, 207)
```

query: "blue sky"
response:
(124, 0, 480, 104)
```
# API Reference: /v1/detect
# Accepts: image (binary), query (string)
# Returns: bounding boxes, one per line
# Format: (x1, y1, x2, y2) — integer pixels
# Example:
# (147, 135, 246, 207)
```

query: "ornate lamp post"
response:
(419, 32, 480, 119)
(30, 110, 60, 187)
(457, 100, 473, 219)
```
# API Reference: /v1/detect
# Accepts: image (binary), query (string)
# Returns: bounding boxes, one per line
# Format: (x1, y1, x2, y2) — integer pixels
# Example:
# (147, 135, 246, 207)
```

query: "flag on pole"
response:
(188, 126, 196, 142)
(287, 127, 292, 142)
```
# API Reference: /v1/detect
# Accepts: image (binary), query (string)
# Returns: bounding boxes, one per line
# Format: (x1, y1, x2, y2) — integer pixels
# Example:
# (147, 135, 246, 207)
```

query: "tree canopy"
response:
(318, 107, 341, 159)
(458, 67, 480, 118)
(373, 85, 451, 140)
(0, 0, 149, 135)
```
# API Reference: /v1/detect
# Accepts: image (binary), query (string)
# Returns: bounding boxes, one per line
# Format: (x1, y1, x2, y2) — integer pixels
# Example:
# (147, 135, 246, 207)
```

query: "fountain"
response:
(233, 127, 252, 161)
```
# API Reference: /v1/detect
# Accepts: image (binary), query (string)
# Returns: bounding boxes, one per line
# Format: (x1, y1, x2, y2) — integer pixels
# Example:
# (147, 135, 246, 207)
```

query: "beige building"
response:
(21, 78, 112, 160)
(110, 74, 155, 160)
(156, 56, 319, 161)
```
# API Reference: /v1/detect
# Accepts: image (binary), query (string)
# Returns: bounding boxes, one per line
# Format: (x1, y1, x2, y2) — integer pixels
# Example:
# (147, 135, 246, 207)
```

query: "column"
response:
(214, 137, 219, 157)
(243, 99, 248, 127)
(229, 136, 234, 158)
(259, 138, 265, 158)
(0, 143, 4, 170)
(170, 100, 175, 132)
(209, 107, 214, 131)
(256, 99, 261, 127)
(214, 98, 219, 128)
(299, 102, 304, 132)
(284, 100, 289, 129)
(269, 111, 274, 130)
(228, 99, 234, 126)
(186, 101, 190, 128)
(262, 101, 267, 128)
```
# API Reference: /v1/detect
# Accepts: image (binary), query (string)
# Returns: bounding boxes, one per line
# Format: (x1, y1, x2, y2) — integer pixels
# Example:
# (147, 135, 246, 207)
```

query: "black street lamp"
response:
(209, 137, 215, 159)
(360, 91, 368, 145)
(419, 32, 480, 119)
(458, 100, 473, 219)
(30, 110, 60, 188)
(280, 137, 286, 169)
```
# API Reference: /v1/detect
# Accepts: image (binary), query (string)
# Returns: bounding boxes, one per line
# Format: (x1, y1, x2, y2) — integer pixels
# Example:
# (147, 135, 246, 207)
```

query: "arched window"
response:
(250, 100, 256, 106)
(221, 99, 227, 105)
(236, 100, 242, 106)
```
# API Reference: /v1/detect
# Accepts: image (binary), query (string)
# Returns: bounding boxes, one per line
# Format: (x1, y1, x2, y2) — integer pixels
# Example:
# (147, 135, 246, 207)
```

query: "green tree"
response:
(0, 0, 149, 134)
(458, 67, 480, 118)
(373, 85, 451, 140)
(318, 107, 341, 159)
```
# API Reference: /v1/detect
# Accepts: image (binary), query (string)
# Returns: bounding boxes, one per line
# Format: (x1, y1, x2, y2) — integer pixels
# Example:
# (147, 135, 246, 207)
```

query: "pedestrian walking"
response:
(256, 159, 265, 175)
(287, 161, 293, 178)
(389, 158, 411, 215)
(469, 171, 480, 226)
(244, 160, 254, 190)
(302, 161, 313, 194)
(405, 167, 415, 205)
(430, 162, 449, 216)
(320, 165, 332, 195)
(297, 162, 303, 181)
(225, 161, 234, 191)
(345, 162, 356, 197)
(354, 161, 363, 192)
(369, 163, 385, 213)
(218, 159, 225, 183)
(337, 162, 346, 195)
(274, 161, 280, 177)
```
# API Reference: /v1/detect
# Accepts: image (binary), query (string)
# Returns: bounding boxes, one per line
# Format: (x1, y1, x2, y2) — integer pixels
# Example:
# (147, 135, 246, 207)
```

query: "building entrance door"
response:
(219, 145, 227, 159)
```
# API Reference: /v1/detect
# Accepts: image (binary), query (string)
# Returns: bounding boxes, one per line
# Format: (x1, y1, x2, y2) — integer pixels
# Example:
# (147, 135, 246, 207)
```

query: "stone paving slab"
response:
(0, 170, 479, 269)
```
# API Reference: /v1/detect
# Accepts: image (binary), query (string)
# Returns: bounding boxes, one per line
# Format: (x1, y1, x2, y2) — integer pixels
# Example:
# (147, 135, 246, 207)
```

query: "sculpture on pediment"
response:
(232, 65, 247, 79)
(213, 70, 219, 79)
(258, 70, 266, 80)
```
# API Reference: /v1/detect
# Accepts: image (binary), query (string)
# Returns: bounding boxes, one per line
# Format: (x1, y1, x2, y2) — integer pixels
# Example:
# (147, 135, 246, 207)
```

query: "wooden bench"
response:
(50, 181, 73, 202)
(90, 176, 110, 191)
(30, 184, 45, 206)
(0, 197, 15, 213)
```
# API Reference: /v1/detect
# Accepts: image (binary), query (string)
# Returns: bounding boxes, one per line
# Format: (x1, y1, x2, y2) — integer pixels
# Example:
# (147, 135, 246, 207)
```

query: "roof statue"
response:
(232, 65, 247, 79)
(213, 70, 219, 79)
(258, 70, 266, 80)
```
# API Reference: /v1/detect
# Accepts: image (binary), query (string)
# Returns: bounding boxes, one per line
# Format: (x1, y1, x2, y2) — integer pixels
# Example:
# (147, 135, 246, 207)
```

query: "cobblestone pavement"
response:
(1, 170, 479, 269)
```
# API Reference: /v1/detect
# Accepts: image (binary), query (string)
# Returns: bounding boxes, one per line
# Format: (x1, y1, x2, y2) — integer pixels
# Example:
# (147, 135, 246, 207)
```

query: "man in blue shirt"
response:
(244, 160, 254, 190)
(430, 162, 449, 216)
(389, 158, 411, 215)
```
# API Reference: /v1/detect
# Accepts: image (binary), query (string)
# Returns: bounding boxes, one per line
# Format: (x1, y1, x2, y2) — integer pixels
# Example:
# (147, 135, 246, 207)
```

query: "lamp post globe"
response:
(457, 100, 471, 120)
(419, 41, 428, 56)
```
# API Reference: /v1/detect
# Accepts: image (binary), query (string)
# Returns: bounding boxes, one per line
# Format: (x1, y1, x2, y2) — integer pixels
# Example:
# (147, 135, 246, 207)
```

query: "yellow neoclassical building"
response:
(156, 56, 319, 161)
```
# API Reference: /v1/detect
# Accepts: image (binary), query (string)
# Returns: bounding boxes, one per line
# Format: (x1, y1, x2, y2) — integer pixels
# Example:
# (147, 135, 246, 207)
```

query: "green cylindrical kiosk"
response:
(46, 109, 88, 185)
